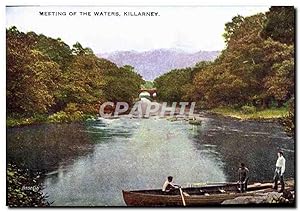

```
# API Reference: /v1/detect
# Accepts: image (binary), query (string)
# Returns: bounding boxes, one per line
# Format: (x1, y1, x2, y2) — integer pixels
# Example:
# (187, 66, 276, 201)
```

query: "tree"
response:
(7, 27, 61, 116)
(167, 9, 293, 109)
(72, 42, 94, 55)
(191, 14, 268, 108)
(154, 68, 194, 103)
(261, 6, 295, 45)
(154, 7, 294, 112)
(122, 65, 135, 72)
(141, 81, 154, 89)
(223, 15, 244, 44)
(33, 34, 73, 71)
(263, 40, 294, 104)
(102, 66, 144, 104)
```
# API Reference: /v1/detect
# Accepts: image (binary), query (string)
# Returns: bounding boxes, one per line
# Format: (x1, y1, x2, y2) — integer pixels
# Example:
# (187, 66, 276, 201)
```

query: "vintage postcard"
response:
(6, 5, 295, 207)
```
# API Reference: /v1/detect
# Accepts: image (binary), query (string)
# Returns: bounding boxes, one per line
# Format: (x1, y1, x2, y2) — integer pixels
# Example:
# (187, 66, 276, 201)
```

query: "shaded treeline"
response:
(154, 7, 294, 109)
(7, 27, 144, 122)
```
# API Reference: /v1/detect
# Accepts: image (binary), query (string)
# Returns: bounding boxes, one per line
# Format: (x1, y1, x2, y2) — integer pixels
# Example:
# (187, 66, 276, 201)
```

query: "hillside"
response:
(97, 49, 220, 80)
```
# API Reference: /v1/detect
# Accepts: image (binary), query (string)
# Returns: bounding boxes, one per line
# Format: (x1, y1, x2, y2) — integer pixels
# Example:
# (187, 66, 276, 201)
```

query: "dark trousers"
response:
(239, 177, 249, 192)
(164, 189, 178, 195)
(273, 170, 285, 191)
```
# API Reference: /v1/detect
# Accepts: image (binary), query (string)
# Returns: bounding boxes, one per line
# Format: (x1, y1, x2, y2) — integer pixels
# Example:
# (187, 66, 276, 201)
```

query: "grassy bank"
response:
(210, 106, 289, 120)
(7, 112, 95, 127)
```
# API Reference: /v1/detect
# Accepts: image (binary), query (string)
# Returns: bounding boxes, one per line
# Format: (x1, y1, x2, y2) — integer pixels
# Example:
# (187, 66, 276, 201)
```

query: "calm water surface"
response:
(7, 113, 294, 206)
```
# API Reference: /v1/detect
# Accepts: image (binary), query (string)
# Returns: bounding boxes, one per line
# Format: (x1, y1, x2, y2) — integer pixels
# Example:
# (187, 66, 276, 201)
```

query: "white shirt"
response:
(275, 156, 286, 174)
(162, 180, 174, 191)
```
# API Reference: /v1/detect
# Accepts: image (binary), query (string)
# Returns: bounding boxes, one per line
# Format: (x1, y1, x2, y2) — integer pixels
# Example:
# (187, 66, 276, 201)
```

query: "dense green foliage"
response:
(154, 68, 193, 102)
(280, 97, 295, 136)
(102, 65, 144, 104)
(141, 81, 154, 89)
(7, 27, 144, 124)
(261, 6, 294, 45)
(154, 7, 294, 112)
(7, 163, 50, 207)
(153, 61, 212, 103)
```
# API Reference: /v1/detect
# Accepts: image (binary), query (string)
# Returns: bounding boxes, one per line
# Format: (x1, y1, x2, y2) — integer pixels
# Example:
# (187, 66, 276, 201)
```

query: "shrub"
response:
(47, 110, 85, 123)
(64, 103, 78, 113)
(241, 105, 256, 114)
(47, 111, 69, 123)
(7, 163, 51, 207)
(68, 111, 84, 122)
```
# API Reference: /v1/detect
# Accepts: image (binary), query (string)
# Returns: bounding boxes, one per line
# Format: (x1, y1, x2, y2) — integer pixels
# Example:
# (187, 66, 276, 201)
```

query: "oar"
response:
(179, 187, 186, 206)
(188, 182, 238, 187)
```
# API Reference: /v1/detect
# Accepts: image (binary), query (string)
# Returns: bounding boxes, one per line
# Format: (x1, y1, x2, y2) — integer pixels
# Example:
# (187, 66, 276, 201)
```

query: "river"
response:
(7, 112, 294, 206)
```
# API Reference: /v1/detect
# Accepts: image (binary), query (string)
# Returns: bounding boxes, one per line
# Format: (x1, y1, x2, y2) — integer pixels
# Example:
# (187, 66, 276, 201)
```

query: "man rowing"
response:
(162, 176, 180, 193)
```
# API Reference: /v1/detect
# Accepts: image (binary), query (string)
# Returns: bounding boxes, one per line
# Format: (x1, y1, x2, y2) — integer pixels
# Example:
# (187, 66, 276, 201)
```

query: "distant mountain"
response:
(97, 49, 220, 80)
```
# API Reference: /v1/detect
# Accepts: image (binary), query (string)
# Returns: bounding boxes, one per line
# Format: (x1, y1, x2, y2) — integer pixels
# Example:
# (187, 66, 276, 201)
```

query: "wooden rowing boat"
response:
(122, 182, 273, 206)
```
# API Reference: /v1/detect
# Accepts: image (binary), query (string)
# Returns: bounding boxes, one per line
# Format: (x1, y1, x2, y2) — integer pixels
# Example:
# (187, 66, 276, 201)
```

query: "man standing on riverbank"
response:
(238, 163, 249, 192)
(273, 151, 286, 192)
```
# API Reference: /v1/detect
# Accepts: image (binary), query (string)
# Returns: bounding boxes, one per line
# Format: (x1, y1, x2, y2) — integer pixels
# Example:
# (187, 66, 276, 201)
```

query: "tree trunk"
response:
(277, 101, 284, 108)
(262, 98, 270, 109)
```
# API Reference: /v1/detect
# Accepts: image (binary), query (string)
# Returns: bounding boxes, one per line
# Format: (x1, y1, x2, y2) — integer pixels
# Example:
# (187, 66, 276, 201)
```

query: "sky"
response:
(6, 6, 270, 53)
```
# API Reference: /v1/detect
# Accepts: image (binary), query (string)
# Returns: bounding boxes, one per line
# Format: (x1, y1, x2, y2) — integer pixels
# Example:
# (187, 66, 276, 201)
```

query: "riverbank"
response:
(7, 163, 51, 207)
(7, 107, 288, 127)
(222, 179, 295, 205)
(209, 107, 289, 121)
(6, 112, 95, 128)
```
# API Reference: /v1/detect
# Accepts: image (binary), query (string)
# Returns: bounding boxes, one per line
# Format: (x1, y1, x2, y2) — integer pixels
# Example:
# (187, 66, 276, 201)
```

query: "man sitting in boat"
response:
(162, 176, 180, 193)
(238, 163, 249, 192)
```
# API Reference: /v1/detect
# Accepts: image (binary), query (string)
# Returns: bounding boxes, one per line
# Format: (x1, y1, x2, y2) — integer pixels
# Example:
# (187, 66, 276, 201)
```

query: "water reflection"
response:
(42, 118, 225, 206)
(7, 123, 94, 172)
(7, 114, 294, 206)
(192, 114, 294, 182)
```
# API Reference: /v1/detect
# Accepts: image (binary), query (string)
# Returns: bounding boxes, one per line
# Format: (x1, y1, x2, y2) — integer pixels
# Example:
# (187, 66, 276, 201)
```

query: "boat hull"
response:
(122, 183, 273, 206)
(122, 191, 258, 206)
